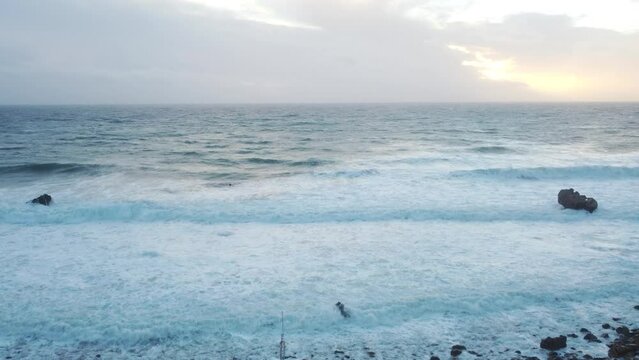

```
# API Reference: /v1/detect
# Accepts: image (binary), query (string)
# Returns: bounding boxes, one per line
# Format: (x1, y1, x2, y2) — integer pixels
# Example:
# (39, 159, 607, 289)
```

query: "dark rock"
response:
(30, 194, 52, 206)
(579, 328, 590, 333)
(557, 188, 597, 213)
(602, 323, 611, 329)
(451, 345, 466, 357)
(634, 305, 639, 310)
(616, 326, 630, 336)
(567, 333, 578, 338)
(540, 336, 567, 351)
(335, 302, 351, 318)
(366, 351, 375, 358)
(583, 333, 600, 343)
(608, 332, 639, 358)
(608, 327, 639, 358)
(601, 333, 609, 339)
(547, 351, 560, 360)
(612, 317, 622, 321)
(429, 357, 440, 360)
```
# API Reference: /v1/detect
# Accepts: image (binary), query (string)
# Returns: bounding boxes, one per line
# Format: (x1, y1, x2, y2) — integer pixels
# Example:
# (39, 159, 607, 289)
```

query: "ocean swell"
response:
(451, 165, 639, 180)
(0, 163, 109, 176)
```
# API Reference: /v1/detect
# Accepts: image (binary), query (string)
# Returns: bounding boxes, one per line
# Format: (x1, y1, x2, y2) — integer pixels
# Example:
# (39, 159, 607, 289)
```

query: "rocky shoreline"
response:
(2, 307, 637, 359)
(326, 306, 639, 360)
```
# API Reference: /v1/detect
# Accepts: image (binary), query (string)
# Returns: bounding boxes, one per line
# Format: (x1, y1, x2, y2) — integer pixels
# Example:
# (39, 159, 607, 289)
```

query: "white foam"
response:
(1, 221, 637, 358)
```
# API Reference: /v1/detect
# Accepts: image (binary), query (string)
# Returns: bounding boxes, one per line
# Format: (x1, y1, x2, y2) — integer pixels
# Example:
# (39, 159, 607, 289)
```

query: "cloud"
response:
(0, 0, 637, 103)
(396, 0, 639, 33)
(444, 13, 639, 100)
(175, 0, 321, 29)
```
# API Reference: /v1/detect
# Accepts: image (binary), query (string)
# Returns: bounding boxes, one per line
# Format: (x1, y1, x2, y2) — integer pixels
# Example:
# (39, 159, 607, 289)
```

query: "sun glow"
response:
(448, 44, 588, 95)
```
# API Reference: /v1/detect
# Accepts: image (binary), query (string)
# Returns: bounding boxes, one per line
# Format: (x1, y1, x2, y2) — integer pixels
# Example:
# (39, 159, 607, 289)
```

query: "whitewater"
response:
(1, 103, 638, 359)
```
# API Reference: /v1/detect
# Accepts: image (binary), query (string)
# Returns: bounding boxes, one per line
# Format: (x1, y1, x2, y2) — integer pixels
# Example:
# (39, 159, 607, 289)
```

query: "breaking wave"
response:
(451, 165, 639, 180)
(0, 163, 109, 176)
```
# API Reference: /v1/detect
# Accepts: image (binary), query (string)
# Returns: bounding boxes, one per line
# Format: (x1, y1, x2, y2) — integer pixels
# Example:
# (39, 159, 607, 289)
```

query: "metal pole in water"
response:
(279, 311, 286, 360)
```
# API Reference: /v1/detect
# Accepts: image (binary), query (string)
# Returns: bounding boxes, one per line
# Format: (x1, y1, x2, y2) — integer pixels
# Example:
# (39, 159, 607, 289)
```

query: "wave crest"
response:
(0, 163, 108, 176)
(451, 165, 639, 180)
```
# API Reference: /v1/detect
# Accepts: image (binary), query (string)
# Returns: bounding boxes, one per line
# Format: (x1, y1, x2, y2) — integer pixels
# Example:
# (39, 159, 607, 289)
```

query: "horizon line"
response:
(1, 100, 639, 107)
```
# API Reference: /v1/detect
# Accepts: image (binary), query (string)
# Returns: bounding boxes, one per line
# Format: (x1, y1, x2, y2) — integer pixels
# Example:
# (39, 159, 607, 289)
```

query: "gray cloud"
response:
(0, 0, 635, 104)
(443, 13, 639, 100)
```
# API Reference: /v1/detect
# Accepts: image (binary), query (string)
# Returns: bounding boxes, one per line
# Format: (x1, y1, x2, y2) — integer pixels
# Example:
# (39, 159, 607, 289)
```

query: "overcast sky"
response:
(1, 0, 638, 104)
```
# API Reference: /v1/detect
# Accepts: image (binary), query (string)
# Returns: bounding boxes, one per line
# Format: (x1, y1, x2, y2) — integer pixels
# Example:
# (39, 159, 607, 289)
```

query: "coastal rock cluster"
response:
(530, 312, 639, 360)
(327, 307, 639, 360)
(558, 188, 598, 213)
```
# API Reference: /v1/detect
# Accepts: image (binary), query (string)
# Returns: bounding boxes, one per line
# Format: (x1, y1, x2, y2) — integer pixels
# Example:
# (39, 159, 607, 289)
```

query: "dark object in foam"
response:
(558, 188, 597, 213)
(29, 194, 52, 206)
(540, 335, 567, 351)
(335, 302, 351, 318)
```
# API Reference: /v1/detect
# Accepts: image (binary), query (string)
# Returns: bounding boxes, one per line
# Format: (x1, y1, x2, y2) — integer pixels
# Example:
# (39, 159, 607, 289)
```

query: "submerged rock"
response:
(29, 194, 52, 206)
(450, 345, 466, 357)
(583, 333, 600, 343)
(557, 189, 597, 213)
(616, 326, 630, 336)
(540, 336, 567, 351)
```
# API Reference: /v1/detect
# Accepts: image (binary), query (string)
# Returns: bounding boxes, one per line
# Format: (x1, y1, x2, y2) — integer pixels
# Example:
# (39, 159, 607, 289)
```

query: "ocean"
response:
(1, 103, 638, 359)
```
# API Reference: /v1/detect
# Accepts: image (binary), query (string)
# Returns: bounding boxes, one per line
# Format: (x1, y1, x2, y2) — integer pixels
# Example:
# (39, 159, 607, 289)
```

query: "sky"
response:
(0, 0, 638, 104)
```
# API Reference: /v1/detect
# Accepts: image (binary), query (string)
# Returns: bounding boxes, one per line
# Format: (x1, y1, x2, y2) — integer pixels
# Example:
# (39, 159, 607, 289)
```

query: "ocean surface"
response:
(1, 103, 638, 359)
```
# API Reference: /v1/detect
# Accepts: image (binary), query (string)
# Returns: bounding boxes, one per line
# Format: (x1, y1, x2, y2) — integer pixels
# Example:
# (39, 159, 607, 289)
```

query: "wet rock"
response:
(429, 357, 440, 360)
(602, 323, 611, 329)
(547, 351, 561, 360)
(567, 334, 578, 338)
(30, 193, 52, 206)
(616, 326, 630, 336)
(335, 302, 351, 318)
(452, 345, 466, 351)
(366, 351, 375, 358)
(540, 336, 567, 351)
(634, 305, 639, 310)
(557, 188, 597, 213)
(608, 328, 639, 358)
(579, 328, 590, 333)
(583, 333, 600, 343)
(451, 345, 466, 357)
